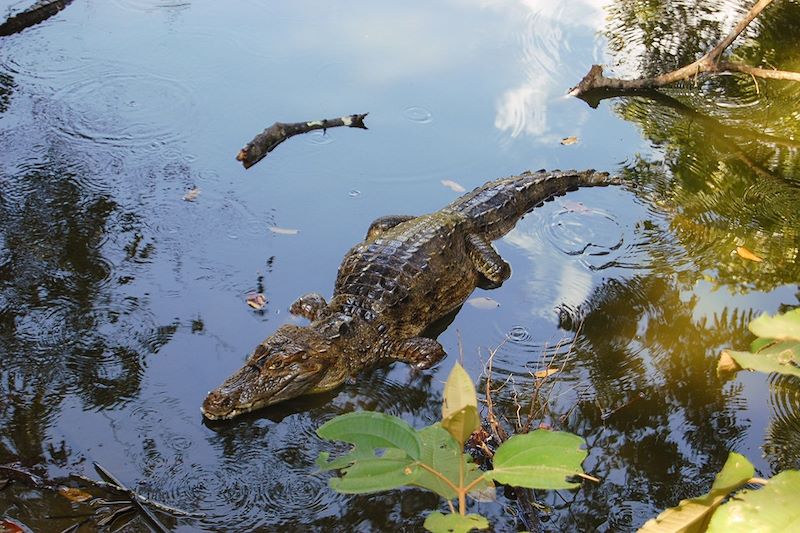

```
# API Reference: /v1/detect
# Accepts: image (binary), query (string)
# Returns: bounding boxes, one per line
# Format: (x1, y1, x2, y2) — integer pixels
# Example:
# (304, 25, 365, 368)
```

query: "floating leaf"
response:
(182, 187, 201, 201)
(639, 452, 754, 533)
(58, 486, 93, 503)
(268, 226, 300, 235)
(246, 292, 266, 310)
(706, 470, 800, 533)
(560, 136, 579, 145)
(735, 246, 763, 262)
(487, 430, 587, 489)
(423, 511, 489, 533)
(412, 424, 491, 500)
(534, 368, 559, 379)
(441, 179, 466, 193)
(466, 296, 500, 309)
(748, 309, 800, 341)
(441, 363, 480, 444)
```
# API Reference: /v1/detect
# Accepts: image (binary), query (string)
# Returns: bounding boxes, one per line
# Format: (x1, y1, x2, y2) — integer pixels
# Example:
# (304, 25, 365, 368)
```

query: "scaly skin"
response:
(202, 170, 619, 419)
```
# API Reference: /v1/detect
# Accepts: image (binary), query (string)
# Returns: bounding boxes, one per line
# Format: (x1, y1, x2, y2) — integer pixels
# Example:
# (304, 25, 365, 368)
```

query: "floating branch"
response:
(568, 0, 800, 99)
(236, 112, 368, 169)
(0, 0, 74, 37)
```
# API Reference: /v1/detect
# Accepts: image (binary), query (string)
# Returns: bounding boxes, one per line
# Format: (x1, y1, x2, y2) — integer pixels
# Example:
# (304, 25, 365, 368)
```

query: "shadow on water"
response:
(1, 0, 800, 531)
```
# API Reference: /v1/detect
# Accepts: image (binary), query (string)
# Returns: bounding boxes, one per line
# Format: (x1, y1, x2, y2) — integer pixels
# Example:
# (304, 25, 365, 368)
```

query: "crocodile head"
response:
(201, 324, 345, 420)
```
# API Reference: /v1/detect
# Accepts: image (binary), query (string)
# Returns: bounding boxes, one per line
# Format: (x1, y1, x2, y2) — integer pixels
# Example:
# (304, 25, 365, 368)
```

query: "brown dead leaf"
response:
(246, 293, 266, 310)
(736, 246, 763, 262)
(1, 519, 28, 533)
(560, 136, 579, 145)
(533, 368, 559, 379)
(182, 187, 201, 202)
(466, 296, 500, 309)
(717, 351, 742, 374)
(441, 179, 466, 193)
(58, 486, 93, 503)
(268, 226, 300, 235)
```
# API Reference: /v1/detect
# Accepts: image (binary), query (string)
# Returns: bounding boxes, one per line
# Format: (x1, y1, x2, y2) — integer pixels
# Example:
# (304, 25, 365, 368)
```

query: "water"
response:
(1, 1, 798, 531)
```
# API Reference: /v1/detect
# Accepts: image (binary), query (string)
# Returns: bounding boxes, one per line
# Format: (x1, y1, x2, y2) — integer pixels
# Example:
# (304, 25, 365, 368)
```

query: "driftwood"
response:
(236, 112, 368, 169)
(569, 0, 800, 99)
(0, 0, 74, 37)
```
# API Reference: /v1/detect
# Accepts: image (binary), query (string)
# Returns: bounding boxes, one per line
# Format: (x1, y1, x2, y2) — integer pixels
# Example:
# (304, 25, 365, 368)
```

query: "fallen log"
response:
(236, 112, 368, 169)
(0, 0, 74, 37)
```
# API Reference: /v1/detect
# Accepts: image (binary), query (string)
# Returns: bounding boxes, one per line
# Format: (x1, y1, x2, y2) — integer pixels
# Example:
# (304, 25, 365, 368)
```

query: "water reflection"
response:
(1, 0, 799, 531)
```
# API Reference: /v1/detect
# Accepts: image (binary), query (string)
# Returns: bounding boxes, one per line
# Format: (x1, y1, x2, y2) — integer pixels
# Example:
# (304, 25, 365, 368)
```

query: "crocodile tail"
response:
(449, 169, 619, 240)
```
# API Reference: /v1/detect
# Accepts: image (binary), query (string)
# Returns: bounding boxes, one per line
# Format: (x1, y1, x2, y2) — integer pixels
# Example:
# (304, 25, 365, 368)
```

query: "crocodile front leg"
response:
(465, 233, 511, 289)
(391, 337, 447, 369)
(289, 292, 328, 321)
(365, 215, 417, 241)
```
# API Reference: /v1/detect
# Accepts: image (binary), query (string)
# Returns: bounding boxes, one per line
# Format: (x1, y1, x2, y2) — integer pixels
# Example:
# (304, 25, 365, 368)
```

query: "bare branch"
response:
(569, 0, 799, 97)
(236, 113, 368, 169)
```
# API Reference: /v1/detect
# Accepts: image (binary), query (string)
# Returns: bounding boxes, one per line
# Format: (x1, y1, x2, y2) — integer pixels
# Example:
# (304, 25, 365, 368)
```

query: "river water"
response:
(1, 1, 798, 531)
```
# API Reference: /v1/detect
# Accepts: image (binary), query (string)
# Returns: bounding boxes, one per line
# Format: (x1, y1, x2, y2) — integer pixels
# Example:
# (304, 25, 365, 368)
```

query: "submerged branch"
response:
(0, 0, 74, 37)
(236, 113, 368, 169)
(568, 0, 799, 97)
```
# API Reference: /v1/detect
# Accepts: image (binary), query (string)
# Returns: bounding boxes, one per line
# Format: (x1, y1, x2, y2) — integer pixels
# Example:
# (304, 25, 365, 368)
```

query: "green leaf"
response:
(748, 309, 800, 341)
(638, 452, 755, 533)
(327, 453, 418, 494)
(442, 363, 480, 445)
(706, 470, 800, 533)
(442, 406, 481, 448)
(316, 411, 422, 460)
(423, 511, 489, 533)
(487, 430, 587, 490)
(411, 424, 493, 500)
(721, 346, 800, 378)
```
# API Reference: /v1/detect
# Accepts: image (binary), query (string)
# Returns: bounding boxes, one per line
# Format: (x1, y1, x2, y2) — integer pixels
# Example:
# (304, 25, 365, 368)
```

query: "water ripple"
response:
(46, 64, 197, 149)
(403, 105, 433, 124)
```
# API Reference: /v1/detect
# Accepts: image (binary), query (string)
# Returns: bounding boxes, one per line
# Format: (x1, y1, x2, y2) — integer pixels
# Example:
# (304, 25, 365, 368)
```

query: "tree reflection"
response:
(590, 0, 800, 292)
(0, 162, 172, 463)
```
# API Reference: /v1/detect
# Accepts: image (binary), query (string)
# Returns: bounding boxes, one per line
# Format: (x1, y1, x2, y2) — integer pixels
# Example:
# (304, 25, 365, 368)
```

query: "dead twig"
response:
(0, 0, 74, 37)
(569, 0, 799, 98)
(236, 113, 368, 169)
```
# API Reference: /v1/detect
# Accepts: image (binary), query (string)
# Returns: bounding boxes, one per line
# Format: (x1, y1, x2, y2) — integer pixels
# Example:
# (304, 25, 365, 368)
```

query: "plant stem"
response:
(414, 462, 461, 494)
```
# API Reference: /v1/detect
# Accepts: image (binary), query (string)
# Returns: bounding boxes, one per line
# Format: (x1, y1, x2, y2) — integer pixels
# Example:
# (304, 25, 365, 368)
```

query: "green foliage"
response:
(638, 452, 754, 533)
(487, 431, 587, 490)
(706, 471, 800, 532)
(640, 453, 800, 533)
(423, 512, 489, 533)
(719, 309, 800, 378)
(315, 362, 588, 533)
(441, 363, 480, 446)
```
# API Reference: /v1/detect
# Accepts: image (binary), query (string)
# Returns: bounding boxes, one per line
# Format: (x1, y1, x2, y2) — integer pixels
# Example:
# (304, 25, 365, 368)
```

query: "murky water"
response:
(1, 0, 798, 531)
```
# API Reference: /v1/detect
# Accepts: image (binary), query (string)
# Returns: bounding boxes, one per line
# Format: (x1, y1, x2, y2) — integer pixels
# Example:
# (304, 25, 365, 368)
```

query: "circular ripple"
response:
(403, 105, 433, 123)
(306, 130, 335, 146)
(48, 66, 197, 149)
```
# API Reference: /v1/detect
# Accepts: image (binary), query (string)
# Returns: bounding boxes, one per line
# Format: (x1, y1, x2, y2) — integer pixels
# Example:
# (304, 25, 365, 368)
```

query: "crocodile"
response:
(202, 169, 619, 419)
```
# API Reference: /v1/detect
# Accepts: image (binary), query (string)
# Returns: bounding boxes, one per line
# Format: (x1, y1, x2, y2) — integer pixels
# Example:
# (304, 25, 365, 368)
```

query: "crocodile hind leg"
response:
(465, 233, 511, 289)
(392, 337, 447, 369)
(289, 292, 328, 321)
(365, 215, 417, 241)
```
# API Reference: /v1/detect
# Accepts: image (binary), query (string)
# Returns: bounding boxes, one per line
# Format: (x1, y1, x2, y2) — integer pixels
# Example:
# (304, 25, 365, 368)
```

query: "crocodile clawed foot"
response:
(393, 336, 447, 370)
(289, 292, 328, 321)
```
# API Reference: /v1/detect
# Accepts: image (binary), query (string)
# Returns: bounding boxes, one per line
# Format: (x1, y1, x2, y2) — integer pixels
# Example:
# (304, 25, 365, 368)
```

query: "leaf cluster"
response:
(719, 308, 800, 378)
(316, 363, 588, 532)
